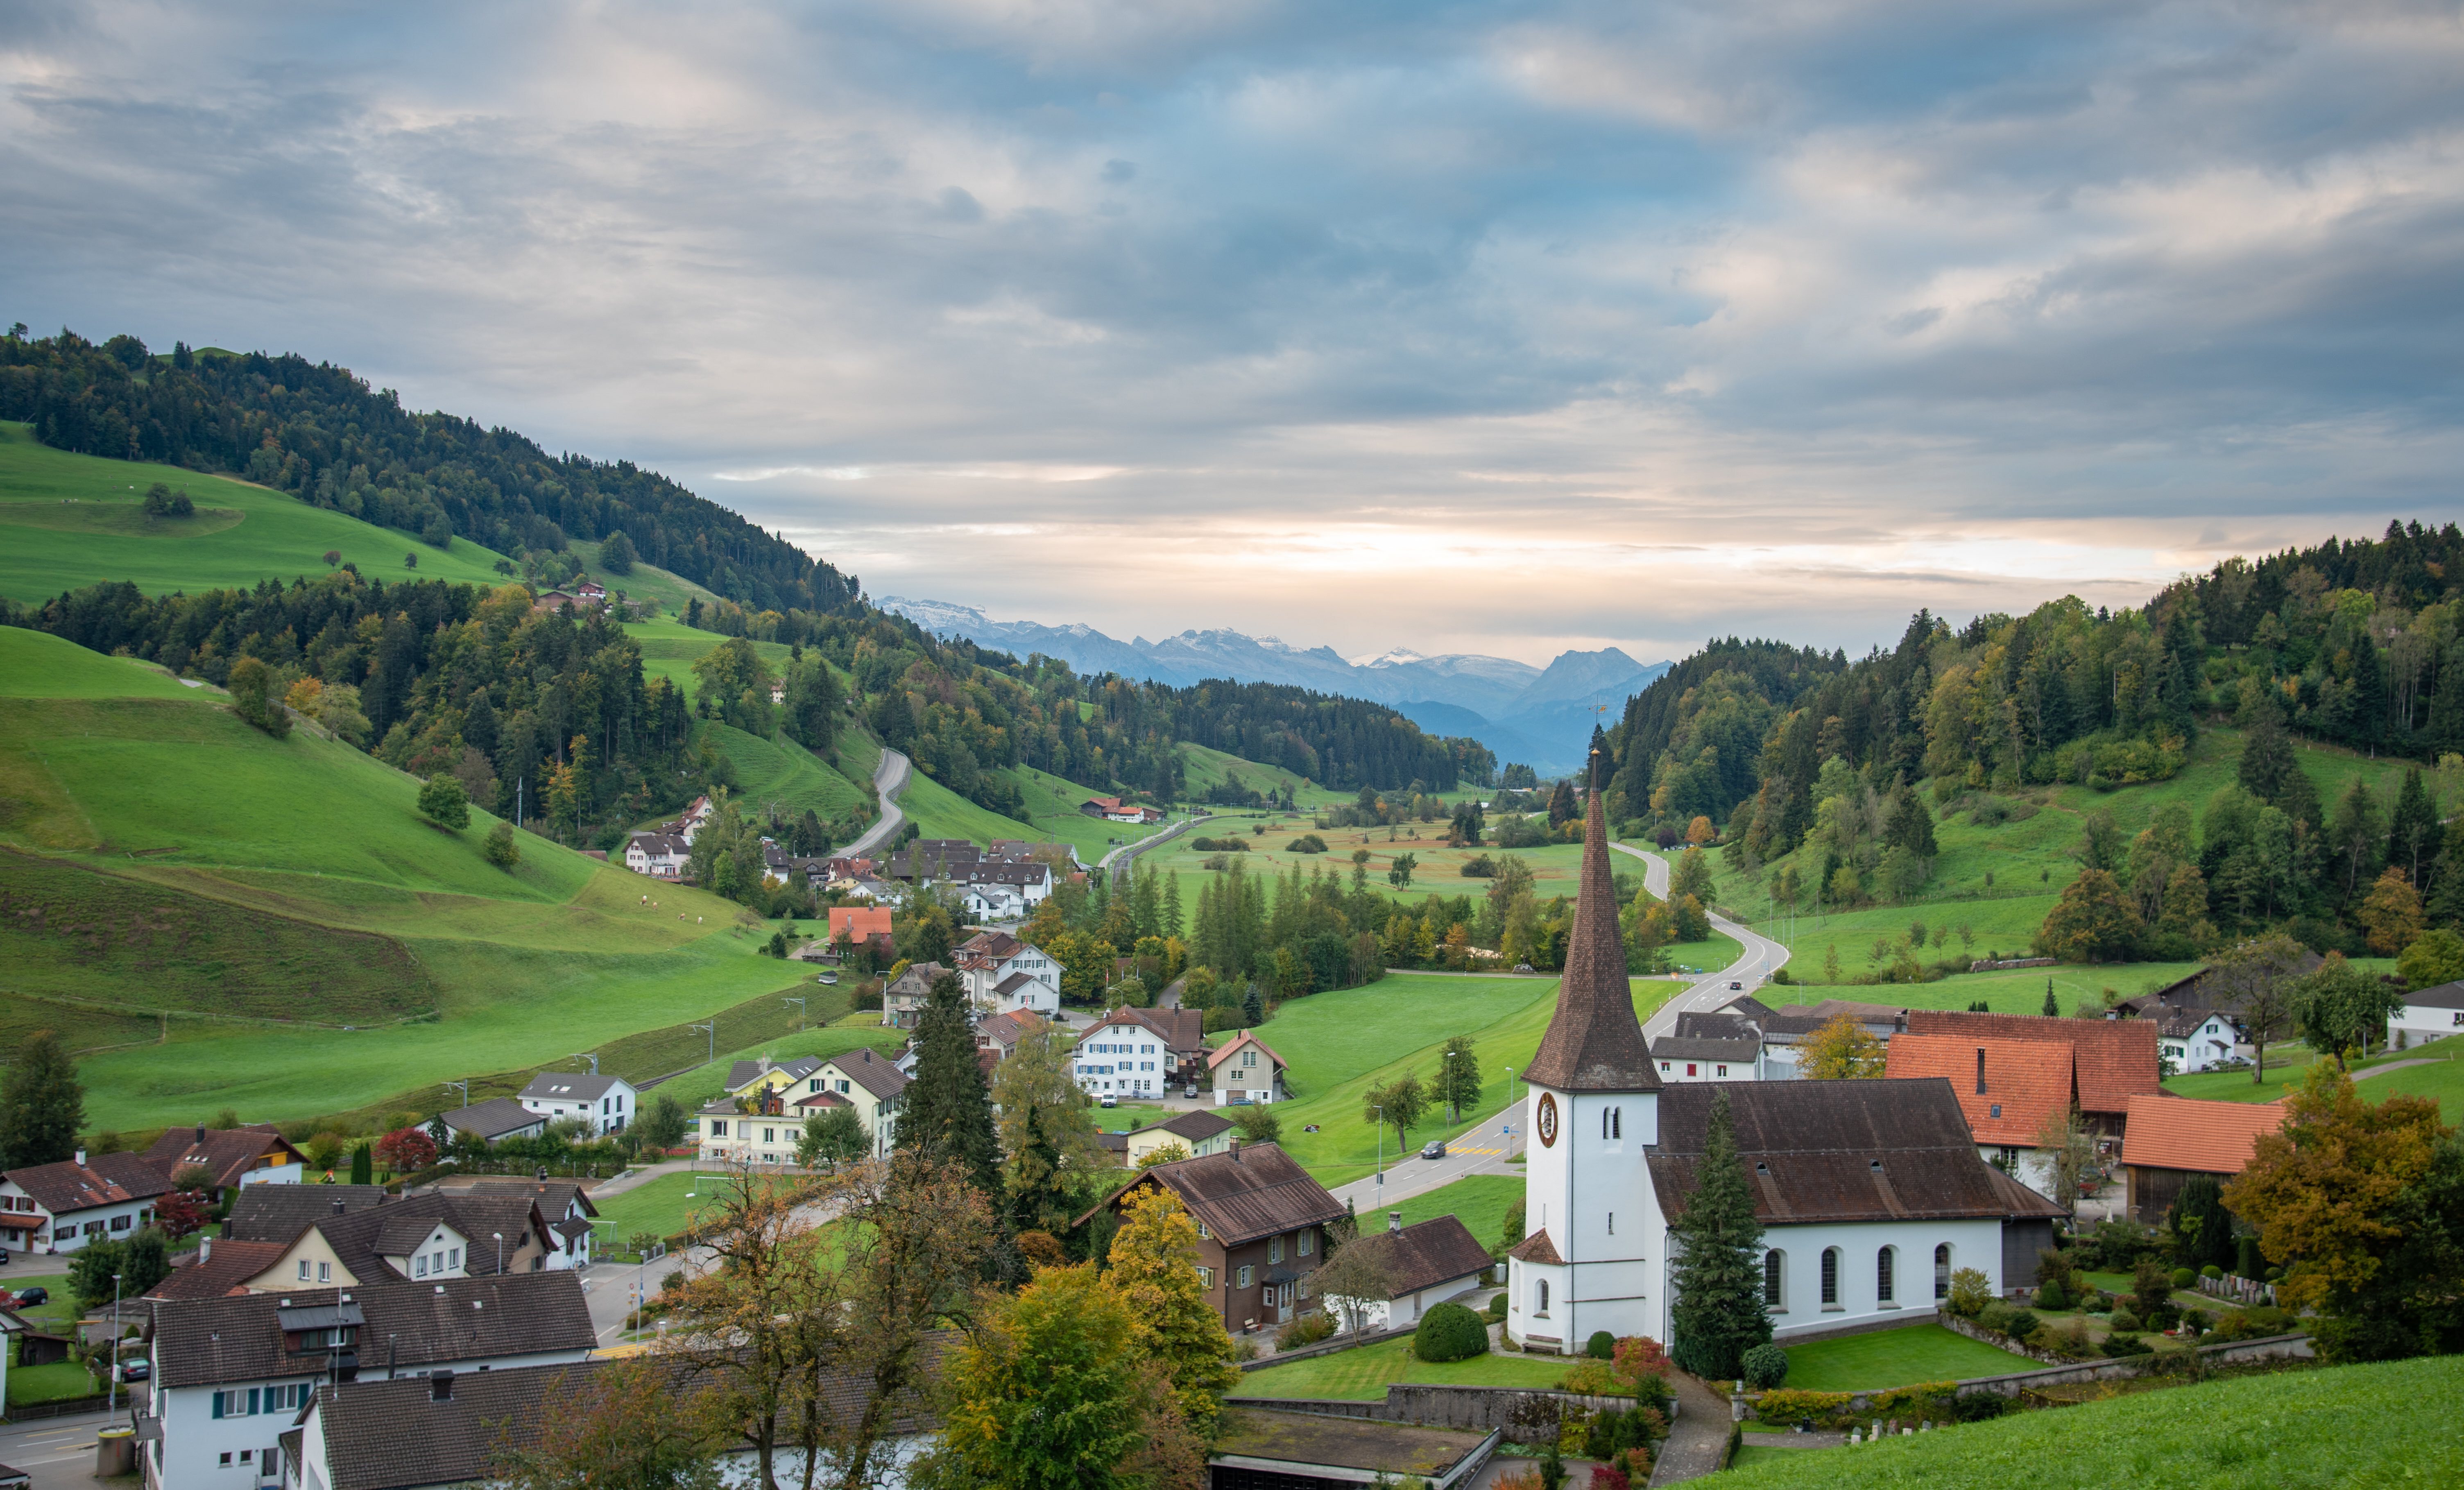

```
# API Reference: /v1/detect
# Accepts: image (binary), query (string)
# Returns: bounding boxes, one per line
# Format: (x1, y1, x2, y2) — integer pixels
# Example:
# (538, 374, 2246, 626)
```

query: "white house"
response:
(957, 882, 1029, 922)
(1074, 1011, 1181, 1099)
(1649, 1029, 1763, 1083)
(145, 1274, 595, 1490)
(0, 1151, 170, 1254)
(954, 930, 1061, 1016)
(2154, 1007, 2243, 1073)
(1317, 1212, 1495, 1330)
(1503, 776, 2063, 1356)
(697, 1050, 908, 1164)
(2389, 980, 2464, 1048)
(1208, 1031, 1289, 1106)
(516, 1070, 639, 1136)
(624, 831, 690, 878)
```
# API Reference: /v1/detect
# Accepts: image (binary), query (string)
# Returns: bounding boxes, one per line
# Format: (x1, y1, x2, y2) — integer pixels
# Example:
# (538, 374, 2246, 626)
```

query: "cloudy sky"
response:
(6, 1, 2459, 667)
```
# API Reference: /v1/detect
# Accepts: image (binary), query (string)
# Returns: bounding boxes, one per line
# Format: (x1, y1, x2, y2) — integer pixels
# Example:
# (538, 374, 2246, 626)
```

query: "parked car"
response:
(15, 1286, 47, 1307)
(1184, 1084, 1199, 1099)
(1419, 1140, 1447, 1160)
(1728, 981, 1743, 990)
(116, 1358, 149, 1383)
(1099, 1094, 1118, 1109)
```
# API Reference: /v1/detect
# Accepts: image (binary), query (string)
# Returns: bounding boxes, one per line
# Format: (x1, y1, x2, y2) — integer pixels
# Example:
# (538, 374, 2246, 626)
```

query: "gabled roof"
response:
(145, 1240, 288, 1300)
(626, 831, 689, 856)
(1094, 1005, 1207, 1052)
(1078, 1144, 1343, 1246)
(821, 1048, 910, 1101)
(144, 1125, 309, 1189)
(2404, 979, 2464, 1011)
(150, 1273, 594, 1388)
(1207, 1030, 1287, 1072)
(1524, 775, 1658, 1092)
(725, 1055, 825, 1091)
(1506, 1227, 1563, 1265)
(829, 906, 895, 940)
(2, 1151, 172, 1214)
(994, 970, 1040, 994)
(976, 1010, 1047, 1048)
(454, 1177, 598, 1220)
(2153, 1006, 2234, 1039)
(517, 1071, 625, 1103)
(224, 1184, 393, 1243)
(885, 962, 948, 997)
(271, 1194, 555, 1285)
(1155, 1109, 1235, 1143)
(1883, 1033, 2074, 1146)
(1644, 1080, 2067, 1225)
(1902, 1010, 2161, 1115)
(2119, 1093, 2288, 1175)
(439, 1098, 544, 1140)
(956, 929, 1027, 962)
(1651, 1034, 1761, 1064)
(1359, 1215, 1494, 1298)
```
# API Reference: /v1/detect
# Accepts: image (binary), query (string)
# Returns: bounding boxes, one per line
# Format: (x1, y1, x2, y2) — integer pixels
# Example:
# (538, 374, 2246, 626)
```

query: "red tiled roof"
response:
(145, 1240, 288, 1300)
(1207, 1030, 1287, 1072)
(2120, 1093, 2289, 1175)
(1883, 1034, 2073, 1146)
(1902, 1009, 2160, 1114)
(1506, 1227, 1563, 1265)
(829, 907, 893, 941)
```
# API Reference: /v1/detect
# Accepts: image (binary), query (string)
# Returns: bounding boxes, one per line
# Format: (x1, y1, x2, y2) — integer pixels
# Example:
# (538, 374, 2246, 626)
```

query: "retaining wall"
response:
(1239, 1324, 1415, 1371)
(1226, 1384, 1651, 1444)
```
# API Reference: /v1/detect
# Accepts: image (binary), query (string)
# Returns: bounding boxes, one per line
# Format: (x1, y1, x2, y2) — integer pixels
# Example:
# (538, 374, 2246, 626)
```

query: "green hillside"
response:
(707, 722, 872, 823)
(0, 626, 814, 1132)
(1176, 741, 1354, 809)
(0, 421, 512, 600)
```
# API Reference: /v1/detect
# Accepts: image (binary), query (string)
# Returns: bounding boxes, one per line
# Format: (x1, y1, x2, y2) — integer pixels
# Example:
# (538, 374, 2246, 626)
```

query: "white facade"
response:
(517, 1074, 639, 1137)
(624, 834, 689, 878)
(2389, 994, 2464, 1048)
(0, 1183, 156, 1254)
(1738, 1218, 2004, 1340)
(1505, 1083, 1659, 1353)
(957, 883, 1028, 922)
(2161, 1012, 2242, 1073)
(1652, 1054, 1759, 1082)
(1075, 1019, 1171, 1098)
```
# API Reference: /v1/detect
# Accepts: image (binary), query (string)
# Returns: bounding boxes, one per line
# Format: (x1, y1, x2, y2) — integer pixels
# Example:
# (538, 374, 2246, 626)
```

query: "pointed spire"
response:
(1525, 744, 1658, 1091)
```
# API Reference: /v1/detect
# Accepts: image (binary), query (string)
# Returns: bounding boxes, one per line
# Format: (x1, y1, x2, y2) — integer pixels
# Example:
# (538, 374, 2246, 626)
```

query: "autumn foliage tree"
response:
(1799, 1014, 1885, 1080)
(2034, 869, 2144, 963)
(1103, 1186, 1239, 1436)
(374, 1126, 437, 1173)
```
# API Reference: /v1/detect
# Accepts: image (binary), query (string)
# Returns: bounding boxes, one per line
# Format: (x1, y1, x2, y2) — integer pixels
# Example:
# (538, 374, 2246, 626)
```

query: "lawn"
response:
(1778, 1324, 2035, 1391)
(1387, 1174, 1524, 1252)
(2161, 1040, 2460, 1122)
(1722, 1354, 2464, 1490)
(5, 1359, 102, 1407)
(1236, 1335, 1571, 1401)
(1099, 1103, 1178, 1134)
(589, 1172, 733, 1247)
(703, 721, 872, 824)
(0, 420, 516, 602)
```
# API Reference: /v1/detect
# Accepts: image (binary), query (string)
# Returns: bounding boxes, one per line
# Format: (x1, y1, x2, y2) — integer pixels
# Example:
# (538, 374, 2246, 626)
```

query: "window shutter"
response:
(212, 1393, 225, 1420)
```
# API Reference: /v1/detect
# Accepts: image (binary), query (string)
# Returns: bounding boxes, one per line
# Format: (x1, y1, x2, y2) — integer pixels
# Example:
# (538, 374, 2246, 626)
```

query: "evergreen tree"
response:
(2426, 642, 2464, 758)
(1668, 1089, 1771, 1379)
(0, 1031, 84, 1171)
(349, 1141, 374, 1186)
(598, 528, 638, 574)
(2043, 979, 2060, 1018)
(2386, 767, 2444, 888)
(895, 974, 1002, 1203)
(1241, 984, 1264, 1027)
(1161, 871, 1183, 939)
(2238, 703, 2297, 804)
(1884, 790, 1939, 860)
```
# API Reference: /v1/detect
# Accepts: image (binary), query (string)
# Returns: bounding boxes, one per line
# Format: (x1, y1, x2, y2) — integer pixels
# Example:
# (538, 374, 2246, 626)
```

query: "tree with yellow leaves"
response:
(1799, 1012, 1885, 1079)
(1105, 1184, 1240, 1437)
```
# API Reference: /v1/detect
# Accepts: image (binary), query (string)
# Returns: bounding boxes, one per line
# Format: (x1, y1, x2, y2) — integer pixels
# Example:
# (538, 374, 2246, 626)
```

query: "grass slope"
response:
(0, 420, 511, 600)
(1779, 1323, 2035, 1391)
(1175, 743, 1359, 811)
(1390, 1174, 1525, 1252)
(706, 722, 871, 824)
(0, 627, 820, 1132)
(1721, 1354, 2464, 1490)
(1234, 1334, 1572, 1401)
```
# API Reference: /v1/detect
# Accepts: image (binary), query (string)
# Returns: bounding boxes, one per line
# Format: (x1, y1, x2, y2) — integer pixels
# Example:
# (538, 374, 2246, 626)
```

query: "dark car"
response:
(15, 1286, 47, 1307)
(1419, 1140, 1447, 1160)
(116, 1358, 149, 1383)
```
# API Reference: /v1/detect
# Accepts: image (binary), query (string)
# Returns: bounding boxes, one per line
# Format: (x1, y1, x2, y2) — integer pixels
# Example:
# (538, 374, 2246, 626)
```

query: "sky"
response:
(5, 1, 2460, 668)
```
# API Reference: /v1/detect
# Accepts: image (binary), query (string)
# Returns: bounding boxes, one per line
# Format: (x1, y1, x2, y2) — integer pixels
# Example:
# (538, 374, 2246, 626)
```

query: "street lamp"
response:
(1504, 1067, 1517, 1159)
(691, 1021, 716, 1065)
(1372, 1105, 1384, 1191)
(106, 1272, 123, 1415)
(1444, 1049, 1458, 1125)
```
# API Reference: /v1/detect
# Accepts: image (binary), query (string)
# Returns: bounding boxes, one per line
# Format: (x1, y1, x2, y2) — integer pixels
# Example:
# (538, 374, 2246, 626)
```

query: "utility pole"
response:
(1373, 1104, 1384, 1193)
(692, 1021, 716, 1065)
(443, 1080, 469, 1109)
(568, 1053, 598, 1075)
(783, 996, 805, 1030)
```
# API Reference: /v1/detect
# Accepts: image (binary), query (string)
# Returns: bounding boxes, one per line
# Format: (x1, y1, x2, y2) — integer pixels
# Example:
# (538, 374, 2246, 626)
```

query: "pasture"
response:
(0, 419, 512, 600)
(1777, 1323, 2034, 1392)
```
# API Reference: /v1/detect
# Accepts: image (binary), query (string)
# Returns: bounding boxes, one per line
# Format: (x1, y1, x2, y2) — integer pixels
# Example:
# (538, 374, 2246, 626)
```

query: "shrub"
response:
(483, 820, 520, 868)
(2033, 1317, 2093, 1358)
(2100, 1335, 2154, 1358)
(2200, 1264, 2223, 1280)
(2035, 1282, 2068, 1311)
(1486, 1293, 1509, 1320)
(2084, 1291, 2113, 1314)
(2246, 1305, 2292, 1333)
(1975, 1301, 2016, 1334)
(1414, 1302, 1489, 1363)
(1739, 1343, 1789, 1390)
(1953, 1392, 2012, 1422)
(2001, 1309, 2039, 1342)
(1585, 1467, 1628, 1490)
(1751, 1389, 1855, 1429)
(1588, 1331, 1617, 1360)
(1559, 1361, 1622, 1396)
(2170, 1267, 2195, 1290)
(417, 773, 470, 831)
(2107, 1309, 2141, 1334)
(1276, 1313, 1335, 1351)
(1585, 1406, 1626, 1459)
(1946, 1267, 1994, 1317)
(1286, 834, 1329, 854)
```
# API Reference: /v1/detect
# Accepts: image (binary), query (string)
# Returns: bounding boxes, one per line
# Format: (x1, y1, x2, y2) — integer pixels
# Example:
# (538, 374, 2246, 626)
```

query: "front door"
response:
(1276, 1282, 1293, 1323)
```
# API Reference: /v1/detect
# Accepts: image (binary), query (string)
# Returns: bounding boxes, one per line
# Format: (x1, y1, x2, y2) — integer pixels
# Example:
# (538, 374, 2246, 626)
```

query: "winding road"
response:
(839, 747, 912, 858)
(1610, 841, 1792, 1041)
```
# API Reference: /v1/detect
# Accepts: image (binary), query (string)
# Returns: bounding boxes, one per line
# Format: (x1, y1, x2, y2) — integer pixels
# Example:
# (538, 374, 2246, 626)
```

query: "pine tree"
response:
(2385, 767, 2444, 888)
(895, 974, 1002, 1203)
(1241, 984, 1264, 1028)
(349, 1141, 374, 1186)
(1162, 871, 1183, 939)
(2238, 703, 2297, 804)
(1884, 790, 1939, 860)
(0, 1031, 84, 1171)
(2043, 979, 2059, 1018)
(1668, 1089, 1770, 1379)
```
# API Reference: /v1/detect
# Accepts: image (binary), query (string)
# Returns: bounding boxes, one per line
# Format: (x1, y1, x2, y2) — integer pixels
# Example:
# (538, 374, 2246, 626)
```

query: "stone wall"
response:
(1225, 1384, 1649, 1445)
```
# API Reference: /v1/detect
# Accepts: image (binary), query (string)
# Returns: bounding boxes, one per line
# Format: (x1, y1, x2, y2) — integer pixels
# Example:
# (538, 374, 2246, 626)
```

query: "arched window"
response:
(1763, 1250, 1785, 1309)
(1934, 1243, 1952, 1300)
(1603, 1105, 1622, 1140)
(1535, 1279, 1550, 1316)
(1877, 1246, 1897, 1304)
(1820, 1247, 1840, 1307)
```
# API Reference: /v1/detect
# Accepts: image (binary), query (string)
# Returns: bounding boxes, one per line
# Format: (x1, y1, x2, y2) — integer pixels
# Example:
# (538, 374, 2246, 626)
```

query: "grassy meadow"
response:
(1389, 1173, 1525, 1252)
(1778, 1323, 2034, 1391)
(0, 420, 513, 600)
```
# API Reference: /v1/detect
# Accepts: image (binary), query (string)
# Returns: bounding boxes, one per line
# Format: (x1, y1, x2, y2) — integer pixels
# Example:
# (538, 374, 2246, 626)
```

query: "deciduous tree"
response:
(2296, 952, 2407, 1064)
(2358, 868, 2426, 956)
(1798, 1014, 1884, 1080)
(490, 1358, 722, 1490)
(2034, 869, 2144, 963)
(2206, 932, 2310, 1083)
(417, 772, 471, 831)
(1105, 1186, 1239, 1435)
(1365, 1071, 1427, 1152)
(936, 1264, 1144, 1490)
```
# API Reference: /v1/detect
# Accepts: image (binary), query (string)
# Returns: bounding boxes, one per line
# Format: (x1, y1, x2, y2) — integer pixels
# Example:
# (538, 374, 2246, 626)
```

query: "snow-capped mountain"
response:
(878, 597, 1670, 774)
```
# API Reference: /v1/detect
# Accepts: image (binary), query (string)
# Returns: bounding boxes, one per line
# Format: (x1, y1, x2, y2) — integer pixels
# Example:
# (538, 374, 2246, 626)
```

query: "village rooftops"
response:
(724, 1055, 826, 1091)
(1146, 1109, 1235, 1144)
(1648, 1033, 1762, 1064)
(146, 1239, 288, 1300)
(1644, 1080, 2068, 1227)
(4, 1151, 172, 1215)
(222, 1184, 393, 1243)
(149, 1273, 594, 1389)
(1902, 1008, 2161, 1115)
(144, 1125, 309, 1191)
(2401, 979, 2464, 1010)
(2119, 1093, 2289, 1175)
(1361, 1214, 1492, 1300)
(516, 1072, 625, 1103)
(1206, 1030, 1288, 1073)
(1882, 1032, 2076, 1147)
(1074, 1141, 1344, 1246)
(438, 1098, 543, 1141)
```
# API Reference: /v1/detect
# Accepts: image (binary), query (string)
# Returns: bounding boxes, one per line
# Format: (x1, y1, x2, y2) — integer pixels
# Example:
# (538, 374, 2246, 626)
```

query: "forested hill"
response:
(1608, 522, 2464, 842)
(0, 328, 856, 616)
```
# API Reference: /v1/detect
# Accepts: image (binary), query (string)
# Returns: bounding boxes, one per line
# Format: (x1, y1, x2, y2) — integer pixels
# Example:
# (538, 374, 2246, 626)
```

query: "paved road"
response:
(0, 1409, 125, 1489)
(1098, 811, 1208, 883)
(1610, 842, 1793, 1042)
(840, 747, 913, 858)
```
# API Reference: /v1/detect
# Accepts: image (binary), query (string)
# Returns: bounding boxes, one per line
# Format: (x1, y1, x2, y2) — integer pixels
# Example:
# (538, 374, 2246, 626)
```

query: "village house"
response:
(2118, 1093, 2290, 1224)
(142, 1272, 595, 1490)
(227, 1190, 568, 1289)
(1120, 1108, 1235, 1166)
(975, 1009, 1052, 1064)
(1076, 1139, 1345, 1334)
(2389, 979, 2464, 1048)
(1209, 1030, 1290, 1105)
(438, 1098, 549, 1146)
(828, 904, 896, 961)
(143, 1124, 310, 1199)
(0, 1150, 172, 1254)
(515, 1069, 639, 1136)
(1317, 1211, 1494, 1329)
(953, 930, 1061, 1016)
(454, 1175, 601, 1271)
(1649, 1019, 1764, 1083)
(623, 831, 690, 878)
(883, 960, 950, 1028)
(1502, 768, 2065, 1356)
(697, 1049, 909, 1164)
(1073, 1006, 1207, 1098)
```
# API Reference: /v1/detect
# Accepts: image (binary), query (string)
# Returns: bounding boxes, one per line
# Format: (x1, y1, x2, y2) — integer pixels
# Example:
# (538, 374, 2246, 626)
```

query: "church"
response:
(1504, 761, 2064, 1355)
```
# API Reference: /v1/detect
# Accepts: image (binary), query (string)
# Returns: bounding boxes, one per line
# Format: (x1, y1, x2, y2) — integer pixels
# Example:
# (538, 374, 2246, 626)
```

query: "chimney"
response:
(199, 1236, 212, 1261)
(332, 1198, 346, 1214)
(196, 1124, 207, 1143)
(74, 1149, 85, 1167)
(1229, 1137, 1241, 1162)
(1389, 1211, 1403, 1235)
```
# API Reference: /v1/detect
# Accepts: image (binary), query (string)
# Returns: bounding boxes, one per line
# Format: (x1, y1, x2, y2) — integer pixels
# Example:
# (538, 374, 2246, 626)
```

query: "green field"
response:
(1234, 1333, 1569, 1400)
(589, 1171, 732, 1246)
(705, 721, 872, 825)
(1175, 743, 1362, 811)
(0, 625, 833, 1133)
(1387, 1174, 1525, 1252)
(1778, 1324, 2034, 1391)
(567, 538, 720, 618)
(1723, 1354, 2464, 1489)
(0, 420, 514, 600)
(5, 1359, 102, 1408)
(2160, 1035, 2464, 1123)
(1258, 972, 1678, 1186)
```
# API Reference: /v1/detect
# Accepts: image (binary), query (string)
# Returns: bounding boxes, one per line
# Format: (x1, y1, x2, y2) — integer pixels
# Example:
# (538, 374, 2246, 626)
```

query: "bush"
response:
(1975, 1300, 2016, 1334)
(2084, 1291, 2113, 1314)
(1414, 1302, 1490, 1363)
(417, 773, 471, 831)
(2107, 1309, 2141, 1334)
(1750, 1389, 1855, 1429)
(2035, 1282, 2068, 1311)
(2100, 1335, 2154, 1359)
(2170, 1267, 2195, 1290)
(1588, 1331, 1617, 1360)
(1740, 1343, 1789, 1390)
(483, 820, 520, 868)
(1953, 1392, 2012, 1423)
(2001, 1310, 2040, 1342)
(1286, 834, 1329, 854)
(1486, 1293, 1509, 1321)
(1276, 1313, 1335, 1351)
(2200, 1264, 2223, 1280)
(1946, 1266, 1994, 1318)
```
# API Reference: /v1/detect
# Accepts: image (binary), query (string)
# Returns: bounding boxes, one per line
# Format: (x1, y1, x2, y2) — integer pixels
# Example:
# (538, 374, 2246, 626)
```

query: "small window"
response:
(1686, 1063, 1698, 1077)
(1660, 1061, 1670, 1071)
(1975, 1047, 1988, 1095)
(712, 1120, 728, 1137)
(1877, 1246, 1896, 1303)
(1821, 1248, 1840, 1307)
(1763, 1250, 1784, 1308)
(1237, 1264, 1255, 1289)
(298, 1260, 312, 1281)
(1197, 1266, 1214, 1289)
(1298, 1229, 1314, 1257)
(415, 1255, 429, 1279)
(1934, 1243, 1952, 1300)
(1717, 1065, 1728, 1078)
(318, 1261, 331, 1283)
(1535, 1279, 1550, 1314)
(1268, 1236, 1284, 1264)
(1989, 1104, 2002, 1119)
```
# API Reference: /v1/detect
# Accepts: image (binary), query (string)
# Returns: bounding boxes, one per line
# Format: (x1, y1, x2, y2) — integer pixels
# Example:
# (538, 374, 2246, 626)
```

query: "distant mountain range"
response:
(881, 597, 1670, 776)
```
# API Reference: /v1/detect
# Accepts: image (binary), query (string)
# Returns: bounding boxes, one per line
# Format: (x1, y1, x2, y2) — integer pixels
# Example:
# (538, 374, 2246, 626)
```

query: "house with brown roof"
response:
(1074, 1006, 1207, 1099)
(1121, 1108, 1236, 1165)
(0, 1149, 173, 1254)
(228, 1191, 566, 1292)
(2118, 1093, 2290, 1223)
(144, 1124, 310, 1199)
(883, 960, 950, 1028)
(1076, 1140, 1345, 1334)
(1316, 1211, 1495, 1329)
(954, 929, 1060, 1015)
(1209, 1030, 1289, 1105)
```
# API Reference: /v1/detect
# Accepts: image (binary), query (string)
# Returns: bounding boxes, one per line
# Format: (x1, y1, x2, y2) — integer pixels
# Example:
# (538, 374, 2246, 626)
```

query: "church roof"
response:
(1523, 758, 1658, 1093)
(1506, 1227, 1564, 1265)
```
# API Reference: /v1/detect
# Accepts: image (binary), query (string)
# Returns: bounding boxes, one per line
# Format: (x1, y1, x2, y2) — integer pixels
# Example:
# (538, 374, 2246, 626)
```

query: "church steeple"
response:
(1523, 744, 1658, 1091)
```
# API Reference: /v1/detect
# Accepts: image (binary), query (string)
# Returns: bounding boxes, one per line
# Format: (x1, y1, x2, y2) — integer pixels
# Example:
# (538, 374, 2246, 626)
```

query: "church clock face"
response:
(1537, 1092, 1559, 1148)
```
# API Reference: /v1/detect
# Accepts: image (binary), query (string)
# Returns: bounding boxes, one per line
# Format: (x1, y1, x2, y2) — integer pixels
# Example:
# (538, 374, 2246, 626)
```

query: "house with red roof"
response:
(1208, 1030, 1289, 1106)
(2118, 1093, 2289, 1223)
